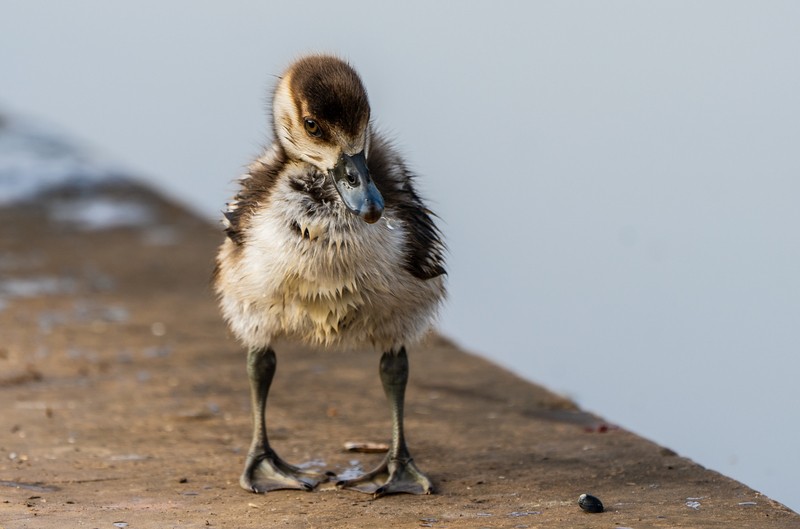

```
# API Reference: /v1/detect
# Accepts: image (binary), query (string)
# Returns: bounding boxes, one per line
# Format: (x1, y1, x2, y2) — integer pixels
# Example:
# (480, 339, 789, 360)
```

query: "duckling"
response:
(213, 55, 446, 497)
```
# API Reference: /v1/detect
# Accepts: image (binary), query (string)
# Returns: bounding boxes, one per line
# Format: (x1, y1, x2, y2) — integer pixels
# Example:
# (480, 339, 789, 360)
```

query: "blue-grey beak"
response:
(329, 151, 384, 224)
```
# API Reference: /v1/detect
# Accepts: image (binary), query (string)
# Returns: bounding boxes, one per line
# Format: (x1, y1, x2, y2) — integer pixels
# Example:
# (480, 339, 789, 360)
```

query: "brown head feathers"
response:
(281, 55, 370, 143)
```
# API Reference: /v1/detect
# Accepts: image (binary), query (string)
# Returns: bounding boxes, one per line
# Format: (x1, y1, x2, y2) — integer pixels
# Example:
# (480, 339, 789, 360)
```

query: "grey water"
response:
(2, 1, 798, 511)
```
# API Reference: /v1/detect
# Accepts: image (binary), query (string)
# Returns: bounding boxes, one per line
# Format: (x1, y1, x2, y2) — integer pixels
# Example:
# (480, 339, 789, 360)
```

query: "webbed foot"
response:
(241, 451, 330, 493)
(336, 456, 433, 498)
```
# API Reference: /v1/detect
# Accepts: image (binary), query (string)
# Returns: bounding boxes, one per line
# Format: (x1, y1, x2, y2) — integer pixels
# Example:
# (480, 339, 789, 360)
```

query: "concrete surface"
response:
(0, 181, 797, 528)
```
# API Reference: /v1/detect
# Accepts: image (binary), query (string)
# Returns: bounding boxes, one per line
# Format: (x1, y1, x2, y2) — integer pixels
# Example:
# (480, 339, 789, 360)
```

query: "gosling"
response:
(213, 55, 446, 498)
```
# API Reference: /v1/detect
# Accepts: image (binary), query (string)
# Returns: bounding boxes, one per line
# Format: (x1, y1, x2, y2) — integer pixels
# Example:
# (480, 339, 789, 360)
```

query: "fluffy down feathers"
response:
(213, 56, 445, 352)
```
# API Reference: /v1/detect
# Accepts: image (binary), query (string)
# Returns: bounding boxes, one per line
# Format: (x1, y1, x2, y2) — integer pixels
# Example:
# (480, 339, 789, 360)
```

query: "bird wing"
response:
(367, 134, 447, 281)
(222, 147, 286, 245)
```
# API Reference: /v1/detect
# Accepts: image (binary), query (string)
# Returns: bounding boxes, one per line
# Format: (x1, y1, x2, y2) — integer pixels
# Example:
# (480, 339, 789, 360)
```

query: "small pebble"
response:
(578, 493, 604, 513)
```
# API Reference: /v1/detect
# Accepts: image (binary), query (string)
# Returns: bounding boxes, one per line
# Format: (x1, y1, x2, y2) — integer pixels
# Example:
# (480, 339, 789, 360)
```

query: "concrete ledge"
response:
(1, 181, 796, 528)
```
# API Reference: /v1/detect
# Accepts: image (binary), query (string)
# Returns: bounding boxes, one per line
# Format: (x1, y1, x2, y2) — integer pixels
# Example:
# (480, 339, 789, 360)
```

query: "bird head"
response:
(272, 55, 384, 224)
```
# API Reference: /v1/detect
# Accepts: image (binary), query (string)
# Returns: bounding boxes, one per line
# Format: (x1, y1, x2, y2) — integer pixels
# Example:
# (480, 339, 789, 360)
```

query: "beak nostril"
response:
(330, 150, 383, 223)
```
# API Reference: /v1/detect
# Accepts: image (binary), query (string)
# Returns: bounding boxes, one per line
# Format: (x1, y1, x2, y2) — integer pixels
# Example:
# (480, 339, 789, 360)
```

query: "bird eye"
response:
(304, 118, 322, 137)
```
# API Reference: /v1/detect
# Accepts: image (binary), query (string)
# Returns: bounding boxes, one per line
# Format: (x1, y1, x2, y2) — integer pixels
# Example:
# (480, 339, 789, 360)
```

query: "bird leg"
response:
(337, 347, 433, 498)
(240, 347, 328, 493)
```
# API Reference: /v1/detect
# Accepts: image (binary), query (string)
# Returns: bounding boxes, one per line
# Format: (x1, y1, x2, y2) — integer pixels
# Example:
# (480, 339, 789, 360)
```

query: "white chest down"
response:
(216, 179, 443, 352)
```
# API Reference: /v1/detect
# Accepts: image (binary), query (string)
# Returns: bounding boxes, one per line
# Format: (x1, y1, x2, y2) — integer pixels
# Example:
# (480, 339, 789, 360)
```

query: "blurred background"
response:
(2, 0, 798, 510)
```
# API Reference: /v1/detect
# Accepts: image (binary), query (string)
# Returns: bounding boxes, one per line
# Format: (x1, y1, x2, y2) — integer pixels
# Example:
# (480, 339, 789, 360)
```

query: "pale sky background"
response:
(2, 1, 799, 510)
